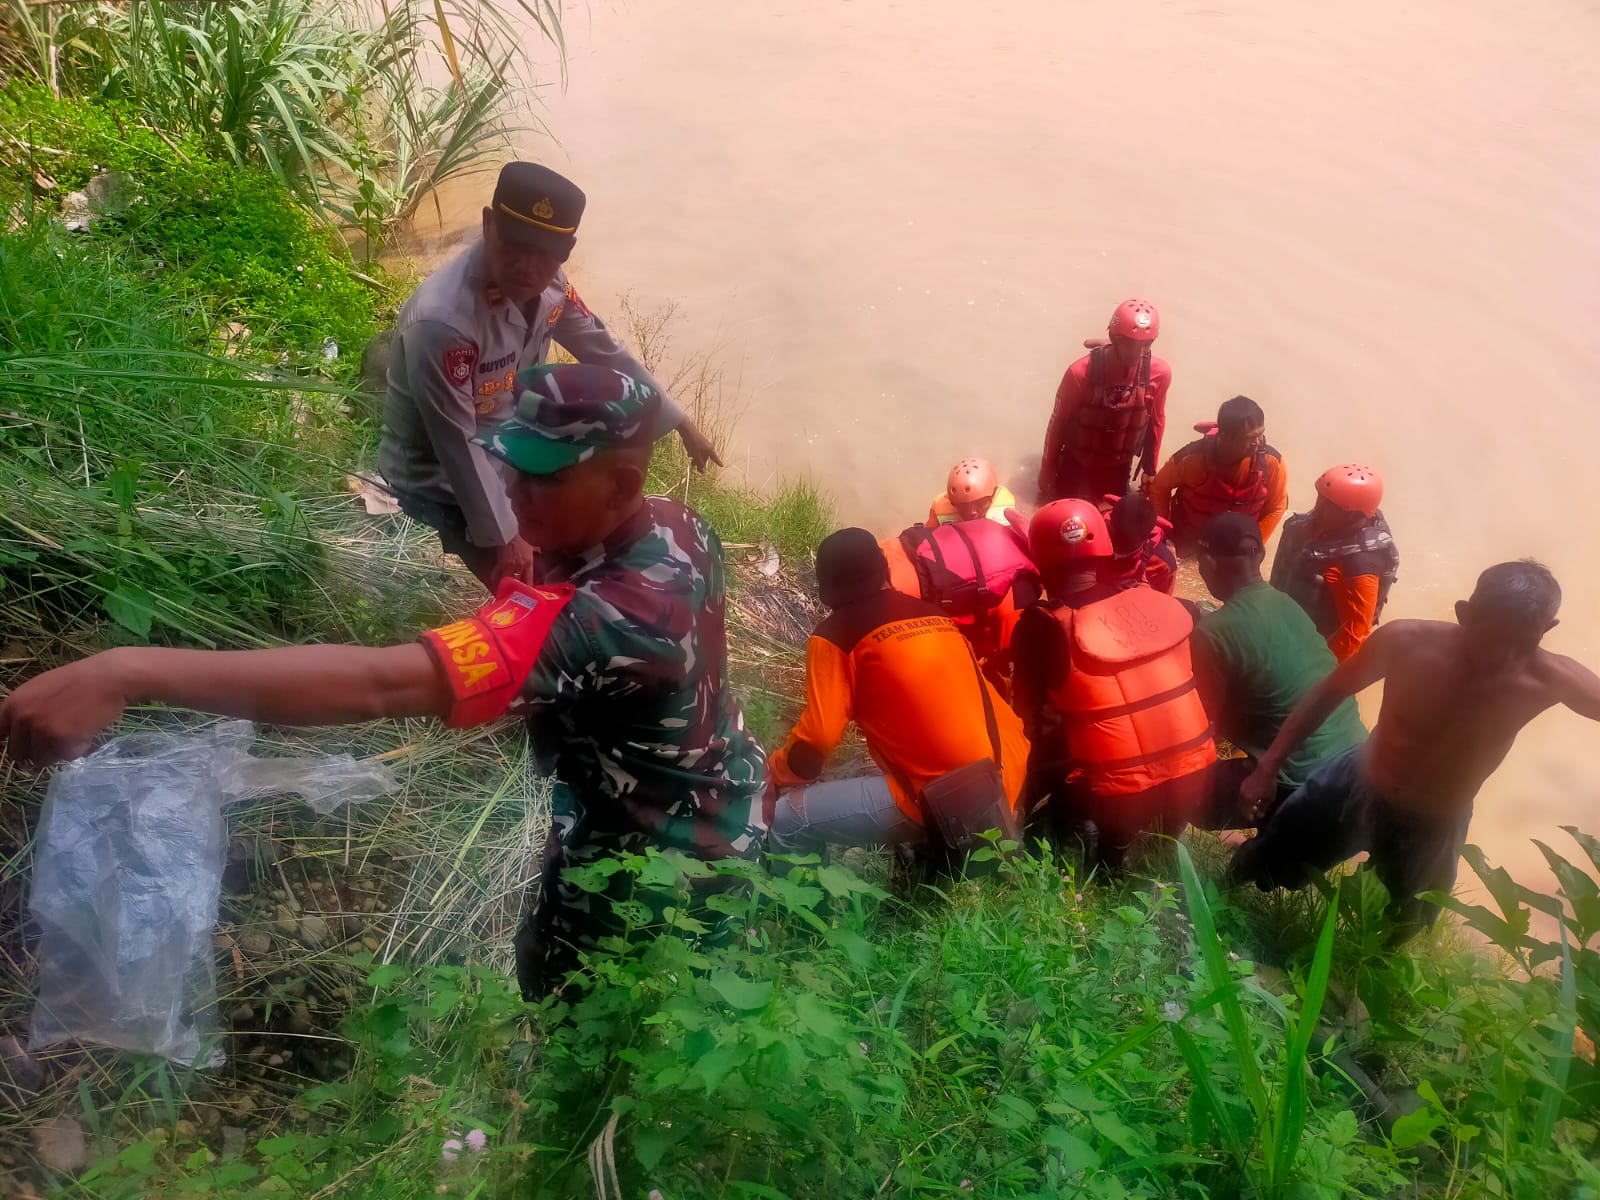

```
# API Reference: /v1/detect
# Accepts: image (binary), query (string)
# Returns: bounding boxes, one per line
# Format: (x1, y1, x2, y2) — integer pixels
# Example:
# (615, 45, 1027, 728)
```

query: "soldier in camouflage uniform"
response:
(474, 365, 768, 997)
(0, 363, 767, 1000)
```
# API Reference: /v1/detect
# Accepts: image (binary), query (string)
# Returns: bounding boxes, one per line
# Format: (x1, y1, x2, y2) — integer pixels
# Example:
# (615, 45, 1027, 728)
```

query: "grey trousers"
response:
(768, 775, 924, 852)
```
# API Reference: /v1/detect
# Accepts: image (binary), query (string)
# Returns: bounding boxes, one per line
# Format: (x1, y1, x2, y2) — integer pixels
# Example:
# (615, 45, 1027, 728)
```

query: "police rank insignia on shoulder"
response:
(444, 346, 477, 386)
(564, 282, 590, 318)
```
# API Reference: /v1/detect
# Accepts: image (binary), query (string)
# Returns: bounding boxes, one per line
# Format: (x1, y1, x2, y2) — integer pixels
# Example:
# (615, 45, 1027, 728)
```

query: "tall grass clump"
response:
(2, 0, 563, 245)
(0, 223, 455, 651)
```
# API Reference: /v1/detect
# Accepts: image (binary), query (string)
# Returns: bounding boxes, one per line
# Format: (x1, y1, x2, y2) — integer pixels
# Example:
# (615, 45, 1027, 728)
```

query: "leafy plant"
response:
(6, 0, 563, 241)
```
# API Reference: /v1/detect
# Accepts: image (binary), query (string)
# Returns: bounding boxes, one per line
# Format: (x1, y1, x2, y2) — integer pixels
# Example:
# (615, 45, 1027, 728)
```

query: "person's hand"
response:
(490, 537, 536, 589)
(1082, 336, 1110, 350)
(1134, 469, 1154, 495)
(1239, 764, 1279, 823)
(679, 422, 723, 472)
(0, 653, 133, 767)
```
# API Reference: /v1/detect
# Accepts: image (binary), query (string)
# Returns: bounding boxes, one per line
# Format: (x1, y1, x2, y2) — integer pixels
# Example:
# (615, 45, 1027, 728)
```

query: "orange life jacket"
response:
(1043, 587, 1215, 796)
(1168, 435, 1271, 545)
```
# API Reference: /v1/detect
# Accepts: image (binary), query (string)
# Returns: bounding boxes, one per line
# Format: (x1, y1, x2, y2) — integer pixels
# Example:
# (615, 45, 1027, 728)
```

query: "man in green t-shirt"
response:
(1191, 513, 1367, 826)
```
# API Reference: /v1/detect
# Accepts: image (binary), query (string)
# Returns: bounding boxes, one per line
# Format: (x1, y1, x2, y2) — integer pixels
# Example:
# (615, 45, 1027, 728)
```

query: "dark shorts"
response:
(395, 490, 473, 557)
(395, 490, 496, 578)
(1229, 746, 1471, 932)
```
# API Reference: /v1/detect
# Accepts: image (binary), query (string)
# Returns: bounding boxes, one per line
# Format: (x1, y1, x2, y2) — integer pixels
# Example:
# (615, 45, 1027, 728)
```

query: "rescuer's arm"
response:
(1037, 368, 1082, 502)
(0, 644, 452, 767)
(1240, 623, 1394, 817)
(1137, 364, 1171, 482)
(768, 636, 854, 788)
(1008, 606, 1059, 746)
(1323, 565, 1381, 662)
(1147, 452, 1183, 519)
(1256, 454, 1290, 542)
(1542, 653, 1600, 723)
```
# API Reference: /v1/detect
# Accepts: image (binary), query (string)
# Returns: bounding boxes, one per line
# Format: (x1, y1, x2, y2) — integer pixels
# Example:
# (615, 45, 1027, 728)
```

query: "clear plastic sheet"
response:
(28, 721, 395, 1067)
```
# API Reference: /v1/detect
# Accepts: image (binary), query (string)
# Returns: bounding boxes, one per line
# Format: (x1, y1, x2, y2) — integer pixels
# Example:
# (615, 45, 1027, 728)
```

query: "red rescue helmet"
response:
(1108, 298, 1160, 342)
(1028, 499, 1114, 569)
(1315, 464, 1384, 517)
(946, 457, 999, 504)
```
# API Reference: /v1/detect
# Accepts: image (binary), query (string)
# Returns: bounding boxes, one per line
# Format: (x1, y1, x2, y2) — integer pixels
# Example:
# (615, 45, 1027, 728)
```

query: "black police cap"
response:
(492, 162, 585, 258)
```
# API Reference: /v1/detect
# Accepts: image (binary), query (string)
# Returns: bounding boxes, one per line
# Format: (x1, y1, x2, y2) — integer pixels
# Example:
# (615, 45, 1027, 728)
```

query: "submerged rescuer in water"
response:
(1231, 560, 1600, 940)
(1038, 299, 1171, 504)
(1271, 464, 1400, 662)
(1148, 394, 1288, 556)
(0, 365, 766, 1001)
(380, 161, 720, 592)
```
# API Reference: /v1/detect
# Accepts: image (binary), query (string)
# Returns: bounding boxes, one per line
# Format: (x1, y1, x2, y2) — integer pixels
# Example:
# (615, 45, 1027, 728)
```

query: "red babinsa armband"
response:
(421, 579, 575, 728)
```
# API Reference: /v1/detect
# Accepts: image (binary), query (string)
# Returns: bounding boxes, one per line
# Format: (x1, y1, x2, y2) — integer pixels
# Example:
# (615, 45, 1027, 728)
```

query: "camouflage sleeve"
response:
(402, 319, 518, 546)
(549, 280, 685, 431)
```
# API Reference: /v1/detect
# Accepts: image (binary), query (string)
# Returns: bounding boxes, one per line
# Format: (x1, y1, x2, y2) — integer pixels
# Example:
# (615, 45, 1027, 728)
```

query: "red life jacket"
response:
(899, 519, 1038, 623)
(1169, 434, 1271, 544)
(1063, 345, 1154, 468)
(1042, 588, 1215, 796)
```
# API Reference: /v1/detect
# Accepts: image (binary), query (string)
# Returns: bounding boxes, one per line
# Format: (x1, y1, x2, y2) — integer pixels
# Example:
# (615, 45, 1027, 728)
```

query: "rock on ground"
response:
(31, 1115, 88, 1175)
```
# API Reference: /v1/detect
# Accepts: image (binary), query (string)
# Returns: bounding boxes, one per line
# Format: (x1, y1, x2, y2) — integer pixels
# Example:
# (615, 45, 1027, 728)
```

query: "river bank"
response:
(1, 66, 1598, 1200)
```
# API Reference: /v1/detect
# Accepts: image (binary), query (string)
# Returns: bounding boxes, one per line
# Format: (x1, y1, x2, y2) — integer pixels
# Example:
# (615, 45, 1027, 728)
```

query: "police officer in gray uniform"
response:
(380, 161, 721, 590)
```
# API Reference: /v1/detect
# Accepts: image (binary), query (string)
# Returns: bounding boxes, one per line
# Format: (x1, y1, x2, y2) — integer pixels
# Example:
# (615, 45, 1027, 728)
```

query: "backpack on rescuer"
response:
(899, 519, 1037, 621)
(1064, 344, 1155, 468)
(1270, 510, 1400, 635)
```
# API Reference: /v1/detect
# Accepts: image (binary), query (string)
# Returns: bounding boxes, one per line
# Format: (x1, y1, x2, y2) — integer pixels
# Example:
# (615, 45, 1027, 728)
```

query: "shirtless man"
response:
(1232, 559, 1600, 939)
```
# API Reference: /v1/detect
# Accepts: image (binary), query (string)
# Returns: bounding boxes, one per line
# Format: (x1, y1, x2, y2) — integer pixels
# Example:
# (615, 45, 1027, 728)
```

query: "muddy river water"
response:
(396, 0, 1600, 903)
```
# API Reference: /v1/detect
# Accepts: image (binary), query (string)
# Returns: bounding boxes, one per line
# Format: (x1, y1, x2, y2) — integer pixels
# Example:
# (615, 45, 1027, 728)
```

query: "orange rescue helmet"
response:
(946, 457, 999, 504)
(1315, 464, 1384, 518)
(1028, 499, 1114, 570)
(1108, 298, 1160, 342)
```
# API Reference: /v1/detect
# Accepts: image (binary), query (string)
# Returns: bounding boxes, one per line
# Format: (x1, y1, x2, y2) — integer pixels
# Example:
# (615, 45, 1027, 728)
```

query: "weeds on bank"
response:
(19, 825, 1600, 1198)
(1, 0, 563, 244)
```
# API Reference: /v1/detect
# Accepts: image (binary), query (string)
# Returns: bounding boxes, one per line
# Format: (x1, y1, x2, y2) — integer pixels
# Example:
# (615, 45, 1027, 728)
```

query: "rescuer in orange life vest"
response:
(1270, 464, 1400, 662)
(767, 528, 1030, 856)
(1038, 299, 1173, 504)
(1009, 499, 1216, 869)
(926, 457, 1018, 527)
(1147, 394, 1288, 556)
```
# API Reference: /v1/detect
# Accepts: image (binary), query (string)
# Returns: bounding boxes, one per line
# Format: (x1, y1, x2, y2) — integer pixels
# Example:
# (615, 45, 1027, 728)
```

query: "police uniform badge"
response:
(444, 346, 476, 387)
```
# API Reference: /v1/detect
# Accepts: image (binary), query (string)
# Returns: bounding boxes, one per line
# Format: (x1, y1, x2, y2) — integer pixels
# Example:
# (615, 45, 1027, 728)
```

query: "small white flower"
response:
(1163, 1001, 1184, 1023)
(858, 1041, 869, 1054)
(1074, 892, 1083, 903)
(649, 1191, 665, 1200)
(296, 264, 304, 272)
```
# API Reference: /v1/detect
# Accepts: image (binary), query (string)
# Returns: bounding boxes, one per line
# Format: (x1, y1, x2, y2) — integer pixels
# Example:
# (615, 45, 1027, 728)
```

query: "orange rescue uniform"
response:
(1148, 444, 1289, 549)
(769, 589, 1030, 824)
